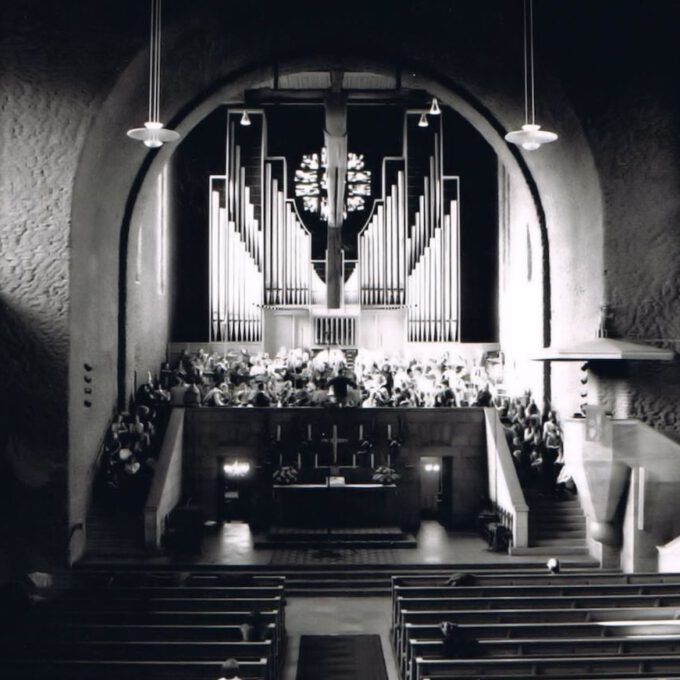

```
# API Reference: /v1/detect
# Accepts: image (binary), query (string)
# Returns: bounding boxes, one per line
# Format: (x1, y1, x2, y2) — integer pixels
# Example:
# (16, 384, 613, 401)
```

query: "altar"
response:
(272, 482, 399, 528)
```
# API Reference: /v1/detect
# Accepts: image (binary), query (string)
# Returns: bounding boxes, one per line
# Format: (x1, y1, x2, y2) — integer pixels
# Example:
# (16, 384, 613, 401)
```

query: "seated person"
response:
(184, 379, 201, 407)
(169, 377, 188, 406)
(251, 382, 272, 407)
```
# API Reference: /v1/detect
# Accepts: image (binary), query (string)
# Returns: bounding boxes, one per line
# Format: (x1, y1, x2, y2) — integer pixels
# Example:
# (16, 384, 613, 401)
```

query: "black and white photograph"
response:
(3, 0, 680, 678)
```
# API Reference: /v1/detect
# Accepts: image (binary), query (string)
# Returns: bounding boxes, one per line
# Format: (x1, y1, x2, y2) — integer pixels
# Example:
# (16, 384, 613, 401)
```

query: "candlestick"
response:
(297, 452, 301, 468)
(359, 424, 363, 440)
(387, 424, 392, 439)
(307, 424, 312, 441)
(276, 425, 281, 441)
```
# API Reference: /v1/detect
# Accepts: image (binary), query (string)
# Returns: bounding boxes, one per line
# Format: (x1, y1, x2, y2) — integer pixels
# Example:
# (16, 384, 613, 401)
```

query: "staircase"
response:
(514, 491, 589, 557)
(84, 505, 147, 559)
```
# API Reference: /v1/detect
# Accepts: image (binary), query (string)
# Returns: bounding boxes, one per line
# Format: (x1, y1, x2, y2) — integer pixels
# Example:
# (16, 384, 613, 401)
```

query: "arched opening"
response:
(69, 23, 603, 560)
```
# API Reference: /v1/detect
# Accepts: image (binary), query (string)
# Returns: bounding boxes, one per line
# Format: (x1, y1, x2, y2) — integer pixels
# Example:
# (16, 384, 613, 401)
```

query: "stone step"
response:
(531, 537, 588, 547)
(511, 545, 591, 557)
(532, 515, 585, 525)
(529, 529, 586, 541)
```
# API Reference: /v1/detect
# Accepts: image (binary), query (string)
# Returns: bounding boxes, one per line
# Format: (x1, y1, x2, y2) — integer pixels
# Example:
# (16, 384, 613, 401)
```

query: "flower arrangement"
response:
(372, 465, 400, 485)
(273, 466, 298, 485)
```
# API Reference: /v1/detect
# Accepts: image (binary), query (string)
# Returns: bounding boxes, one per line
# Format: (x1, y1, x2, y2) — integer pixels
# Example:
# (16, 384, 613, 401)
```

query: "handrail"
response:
(484, 407, 529, 548)
(144, 407, 185, 550)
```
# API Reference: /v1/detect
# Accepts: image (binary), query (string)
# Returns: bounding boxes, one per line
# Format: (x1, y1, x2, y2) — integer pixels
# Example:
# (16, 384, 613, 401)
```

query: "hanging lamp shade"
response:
(505, 124, 558, 151)
(127, 121, 180, 148)
(127, 0, 180, 147)
(429, 97, 441, 115)
(505, 0, 557, 151)
(418, 112, 429, 128)
(240, 111, 252, 126)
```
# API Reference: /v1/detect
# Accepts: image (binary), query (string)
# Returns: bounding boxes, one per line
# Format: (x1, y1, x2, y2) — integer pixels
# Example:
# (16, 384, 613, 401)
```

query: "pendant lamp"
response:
(127, 0, 180, 148)
(418, 112, 429, 128)
(505, 0, 558, 151)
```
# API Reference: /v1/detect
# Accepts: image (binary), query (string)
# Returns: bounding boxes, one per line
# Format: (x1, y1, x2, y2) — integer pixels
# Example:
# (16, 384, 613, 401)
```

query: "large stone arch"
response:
(68, 3, 603, 559)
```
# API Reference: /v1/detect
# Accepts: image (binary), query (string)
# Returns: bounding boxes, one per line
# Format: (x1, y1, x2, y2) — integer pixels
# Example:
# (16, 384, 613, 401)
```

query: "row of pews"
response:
(1, 569, 287, 679)
(391, 568, 680, 680)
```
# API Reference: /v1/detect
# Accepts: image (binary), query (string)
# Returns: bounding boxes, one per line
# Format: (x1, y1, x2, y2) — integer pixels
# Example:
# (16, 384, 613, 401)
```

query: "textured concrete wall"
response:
(0, 2, 142, 568)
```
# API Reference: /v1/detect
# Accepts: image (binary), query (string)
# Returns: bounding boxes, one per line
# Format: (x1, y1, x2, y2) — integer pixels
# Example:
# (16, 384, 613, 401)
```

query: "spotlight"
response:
(418, 112, 429, 128)
(429, 97, 441, 115)
(240, 111, 251, 126)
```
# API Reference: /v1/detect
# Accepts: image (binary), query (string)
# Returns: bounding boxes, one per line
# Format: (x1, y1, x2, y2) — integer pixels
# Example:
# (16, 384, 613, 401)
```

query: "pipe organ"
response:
(207, 107, 460, 349)
(264, 159, 312, 306)
(359, 163, 406, 305)
(209, 178, 263, 342)
(209, 113, 264, 342)
(314, 316, 356, 347)
(405, 123, 459, 342)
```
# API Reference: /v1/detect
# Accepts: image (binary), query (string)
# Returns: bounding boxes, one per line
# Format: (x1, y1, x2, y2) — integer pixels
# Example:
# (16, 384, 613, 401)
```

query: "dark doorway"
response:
(419, 456, 442, 520)
(217, 457, 254, 522)
(420, 455, 454, 528)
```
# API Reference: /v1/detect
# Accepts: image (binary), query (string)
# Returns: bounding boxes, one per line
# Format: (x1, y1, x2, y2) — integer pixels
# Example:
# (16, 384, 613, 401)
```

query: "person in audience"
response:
(184, 379, 201, 407)
(440, 621, 484, 658)
(219, 658, 241, 680)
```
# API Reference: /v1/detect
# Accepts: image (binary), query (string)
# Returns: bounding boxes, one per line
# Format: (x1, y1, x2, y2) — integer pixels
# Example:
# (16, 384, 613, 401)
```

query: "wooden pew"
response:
(414, 653, 680, 680)
(74, 571, 285, 589)
(3, 622, 278, 643)
(43, 595, 284, 612)
(3, 658, 269, 680)
(62, 584, 286, 599)
(392, 571, 680, 589)
(393, 606, 680, 656)
(391, 580, 680, 624)
(404, 635, 680, 680)
(27, 608, 283, 627)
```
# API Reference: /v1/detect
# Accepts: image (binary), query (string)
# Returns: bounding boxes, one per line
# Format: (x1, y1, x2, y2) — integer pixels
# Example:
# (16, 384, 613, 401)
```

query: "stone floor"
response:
(195, 520, 551, 566)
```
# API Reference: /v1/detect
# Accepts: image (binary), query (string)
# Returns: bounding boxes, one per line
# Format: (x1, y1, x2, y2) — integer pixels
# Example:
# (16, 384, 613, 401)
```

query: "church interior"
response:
(4, 0, 680, 678)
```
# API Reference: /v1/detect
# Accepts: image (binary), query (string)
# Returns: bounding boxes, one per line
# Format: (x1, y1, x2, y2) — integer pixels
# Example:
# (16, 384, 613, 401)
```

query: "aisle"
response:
(283, 597, 399, 680)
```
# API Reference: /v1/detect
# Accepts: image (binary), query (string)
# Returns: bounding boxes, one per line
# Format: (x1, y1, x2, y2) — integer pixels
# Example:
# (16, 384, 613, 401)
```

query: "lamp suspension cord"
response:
(155, 0, 162, 122)
(528, 0, 536, 126)
(148, 0, 162, 123)
(522, 0, 529, 126)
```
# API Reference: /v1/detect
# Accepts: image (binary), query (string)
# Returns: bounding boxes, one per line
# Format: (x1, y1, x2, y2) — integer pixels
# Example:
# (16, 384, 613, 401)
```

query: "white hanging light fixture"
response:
(429, 97, 441, 115)
(505, 0, 558, 151)
(127, 0, 180, 148)
(418, 112, 429, 128)
(240, 111, 252, 126)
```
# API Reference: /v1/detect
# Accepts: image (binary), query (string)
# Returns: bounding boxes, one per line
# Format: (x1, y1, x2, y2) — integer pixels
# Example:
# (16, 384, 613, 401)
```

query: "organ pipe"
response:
(263, 159, 311, 306)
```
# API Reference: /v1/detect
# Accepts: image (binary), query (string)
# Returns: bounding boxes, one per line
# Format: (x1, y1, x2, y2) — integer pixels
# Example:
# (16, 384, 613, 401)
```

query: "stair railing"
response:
(484, 407, 529, 548)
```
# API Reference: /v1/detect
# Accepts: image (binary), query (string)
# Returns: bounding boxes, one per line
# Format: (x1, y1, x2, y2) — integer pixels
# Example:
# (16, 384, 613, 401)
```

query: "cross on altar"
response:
(319, 425, 349, 465)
